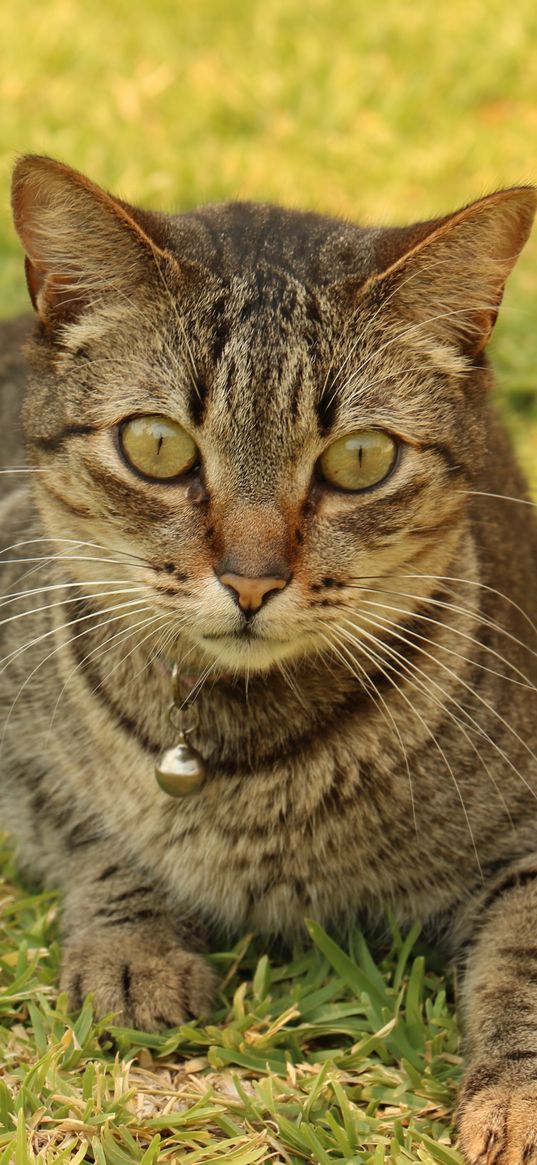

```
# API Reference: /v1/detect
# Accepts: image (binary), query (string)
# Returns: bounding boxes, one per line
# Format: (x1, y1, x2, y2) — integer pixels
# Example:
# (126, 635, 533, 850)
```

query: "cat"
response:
(1, 154, 537, 1162)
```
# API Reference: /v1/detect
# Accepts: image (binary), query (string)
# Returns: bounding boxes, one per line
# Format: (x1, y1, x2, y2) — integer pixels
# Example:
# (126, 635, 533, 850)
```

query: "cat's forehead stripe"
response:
(181, 265, 329, 441)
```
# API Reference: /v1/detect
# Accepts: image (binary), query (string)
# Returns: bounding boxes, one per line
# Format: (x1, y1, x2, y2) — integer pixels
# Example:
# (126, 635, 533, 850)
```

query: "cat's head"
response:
(11, 156, 536, 675)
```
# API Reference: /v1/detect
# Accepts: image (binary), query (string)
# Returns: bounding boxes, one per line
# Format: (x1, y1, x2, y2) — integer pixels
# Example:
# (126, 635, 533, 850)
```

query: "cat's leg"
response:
(58, 846, 215, 1031)
(457, 861, 537, 1164)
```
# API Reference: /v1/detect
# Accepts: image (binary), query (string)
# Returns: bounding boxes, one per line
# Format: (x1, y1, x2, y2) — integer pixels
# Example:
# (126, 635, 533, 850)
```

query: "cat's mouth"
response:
(202, 630, 284, 642)
(198, 627, 309, 671)
(201, 631, 287, 647)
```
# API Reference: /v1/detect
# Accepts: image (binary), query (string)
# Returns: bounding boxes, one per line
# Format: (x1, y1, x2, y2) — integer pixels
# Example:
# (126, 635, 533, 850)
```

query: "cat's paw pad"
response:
(458, 1081, 537, 1164)
(60, 930, 215, 1031)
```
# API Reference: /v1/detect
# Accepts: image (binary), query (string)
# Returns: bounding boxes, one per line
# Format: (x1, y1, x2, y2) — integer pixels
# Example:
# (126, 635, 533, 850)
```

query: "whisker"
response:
(462, 489, 537, 510)
(348, 300, 492, 387)
(93, 610, 191, 696)
(0, 582, 145, 620)
(179, 657, 222, 709)
(339, 611, 537, 809)
(1, 600, 154, 742)
(325, 620, 483, 872)
(340, 593, 537, 691)
(343, 606, 537, 772)
(0, 553, 151, 572)
(276, 658, 310, 716)
(49, 615, 172, 731)
(402, 572, 537, 640)
(336, 619, 515, 833)
(152, 252, 203, 398)
(0, 596, 150, 676)
(326, 300, 476, 415)
(0, 535, 148, 566)
(346, 581, 537, 664)
(322, 255, 453, 407)
(8, 540, 92, 591)
(317, 626, 418, 835)
(47, 610, 180, 735)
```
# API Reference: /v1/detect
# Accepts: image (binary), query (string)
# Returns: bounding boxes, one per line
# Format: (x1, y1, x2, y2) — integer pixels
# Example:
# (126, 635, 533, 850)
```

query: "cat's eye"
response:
(319, 430, 397, 492)
(119, 415, 199, 481)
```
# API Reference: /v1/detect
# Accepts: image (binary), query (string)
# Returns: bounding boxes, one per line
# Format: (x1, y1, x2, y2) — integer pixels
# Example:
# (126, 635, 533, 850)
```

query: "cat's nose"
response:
(218, 572, 289, 614)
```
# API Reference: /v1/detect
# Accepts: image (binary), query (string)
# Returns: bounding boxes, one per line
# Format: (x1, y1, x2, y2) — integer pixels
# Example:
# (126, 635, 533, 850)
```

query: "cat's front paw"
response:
(458, 1072, 537, 1164)
(60, 928, 215, 1031)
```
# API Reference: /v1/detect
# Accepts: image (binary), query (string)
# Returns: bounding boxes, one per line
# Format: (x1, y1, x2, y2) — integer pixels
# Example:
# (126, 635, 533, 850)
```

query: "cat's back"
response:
(0, 315, 31, 476)
(0, 316, 35, 582)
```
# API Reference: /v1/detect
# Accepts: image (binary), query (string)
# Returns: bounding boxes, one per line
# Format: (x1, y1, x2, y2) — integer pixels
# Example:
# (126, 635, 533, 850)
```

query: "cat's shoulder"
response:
(0, 313, 32, 368)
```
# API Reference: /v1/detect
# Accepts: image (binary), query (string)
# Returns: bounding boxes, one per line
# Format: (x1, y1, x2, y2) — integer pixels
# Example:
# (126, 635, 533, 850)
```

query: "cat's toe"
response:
(458, 1082, 537, 1165)
(60, 929, 215, 1031)
(458, 1091, 508, 1165)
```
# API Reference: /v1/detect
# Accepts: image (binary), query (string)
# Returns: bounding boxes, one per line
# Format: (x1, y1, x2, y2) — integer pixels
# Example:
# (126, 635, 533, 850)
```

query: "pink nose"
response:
(219, 572, 288, 613)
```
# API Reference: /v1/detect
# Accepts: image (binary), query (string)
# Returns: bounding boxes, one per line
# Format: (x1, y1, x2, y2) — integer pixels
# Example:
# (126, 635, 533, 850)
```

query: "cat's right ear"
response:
(356, 187, 537, 358)
(11, 155, 171, 330)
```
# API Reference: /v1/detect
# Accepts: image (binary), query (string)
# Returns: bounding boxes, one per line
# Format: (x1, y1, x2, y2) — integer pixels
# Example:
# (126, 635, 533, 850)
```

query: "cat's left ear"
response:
(11, 155, 176, 330)
(353, 187, 537, 357)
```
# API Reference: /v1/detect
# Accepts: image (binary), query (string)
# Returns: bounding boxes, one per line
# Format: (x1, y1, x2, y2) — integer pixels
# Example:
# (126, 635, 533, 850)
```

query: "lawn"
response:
(0, 1, 536, 1161)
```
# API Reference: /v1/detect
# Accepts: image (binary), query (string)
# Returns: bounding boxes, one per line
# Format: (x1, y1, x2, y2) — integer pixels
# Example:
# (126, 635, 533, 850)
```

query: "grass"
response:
(0, 844, 463, 1165)
(1, 0, 537, 484)
(1, 0, 537, 1160)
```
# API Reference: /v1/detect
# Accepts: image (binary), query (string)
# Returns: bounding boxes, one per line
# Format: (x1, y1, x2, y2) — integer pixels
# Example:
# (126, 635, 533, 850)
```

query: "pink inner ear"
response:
(24, 254, 88, 326)
(24, 255, 46, 313)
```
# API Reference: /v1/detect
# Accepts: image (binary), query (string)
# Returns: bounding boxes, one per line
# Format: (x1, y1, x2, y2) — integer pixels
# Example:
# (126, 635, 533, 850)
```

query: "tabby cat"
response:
(1, 155, 537, 1161)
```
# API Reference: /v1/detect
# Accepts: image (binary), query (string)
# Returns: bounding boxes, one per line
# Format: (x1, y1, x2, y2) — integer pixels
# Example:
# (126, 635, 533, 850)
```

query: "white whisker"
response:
(339, 611, 537, 810)
(1, 600, 154, 742)
(0, 596, 150, 676)
(325, 619, 483, 872)
(338, 618, 516, 833)
(347, 581, 537, 663)
(342, 592, 537, 691)
(0, 535, 148, 565)
(462, 489, 537, 509)
(402, 572, 537, 640)
(317, 625, 417, 835)
(0, 583, 145, 621)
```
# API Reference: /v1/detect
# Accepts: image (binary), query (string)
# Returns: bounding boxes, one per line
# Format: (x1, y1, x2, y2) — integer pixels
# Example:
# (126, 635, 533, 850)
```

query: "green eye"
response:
(119, 415, 198, 480)
(319, 430, 397, 492)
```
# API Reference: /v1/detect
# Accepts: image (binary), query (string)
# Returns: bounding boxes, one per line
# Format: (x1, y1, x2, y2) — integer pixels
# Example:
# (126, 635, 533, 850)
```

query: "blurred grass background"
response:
(1, 2, 537, 1161)
(1, 0, 537, 489)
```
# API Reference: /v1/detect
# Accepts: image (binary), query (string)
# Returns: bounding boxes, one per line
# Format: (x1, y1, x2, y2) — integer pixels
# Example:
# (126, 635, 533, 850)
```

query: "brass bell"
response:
(155, 737, 206, 797)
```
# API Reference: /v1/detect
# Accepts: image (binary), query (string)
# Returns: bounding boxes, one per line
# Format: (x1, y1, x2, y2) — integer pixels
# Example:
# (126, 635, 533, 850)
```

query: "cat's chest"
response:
(87, 727, 411, 927)
(149, 744, 465, 930)
(53, 691, 517, 931)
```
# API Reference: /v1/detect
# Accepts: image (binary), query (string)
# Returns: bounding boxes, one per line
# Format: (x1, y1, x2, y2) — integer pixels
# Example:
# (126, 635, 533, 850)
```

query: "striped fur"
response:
(2, 157, 537, 1158)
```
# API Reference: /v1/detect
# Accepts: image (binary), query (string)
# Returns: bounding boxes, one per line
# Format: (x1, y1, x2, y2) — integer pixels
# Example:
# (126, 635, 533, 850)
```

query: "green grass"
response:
(1, 1, 537, 1160)
(1, 0, 537, 482)
(0, 845, 462, 1165)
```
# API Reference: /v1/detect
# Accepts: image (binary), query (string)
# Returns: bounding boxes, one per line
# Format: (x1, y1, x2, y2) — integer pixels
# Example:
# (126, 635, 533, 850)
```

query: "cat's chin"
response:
(196, 632, 310, 673)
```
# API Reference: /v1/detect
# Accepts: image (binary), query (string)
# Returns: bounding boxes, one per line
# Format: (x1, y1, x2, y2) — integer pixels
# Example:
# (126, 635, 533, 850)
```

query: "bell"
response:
(155, 738, 206, 797)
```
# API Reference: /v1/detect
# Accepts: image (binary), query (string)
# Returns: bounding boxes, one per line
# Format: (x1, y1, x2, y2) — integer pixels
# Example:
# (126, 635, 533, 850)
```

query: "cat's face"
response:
(12, 158, 536, 675)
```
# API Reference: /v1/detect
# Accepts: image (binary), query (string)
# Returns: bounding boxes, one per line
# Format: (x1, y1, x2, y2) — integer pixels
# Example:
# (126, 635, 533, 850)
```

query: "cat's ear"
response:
(11, 155, 171, 329)
(358, 188, 537, 357)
